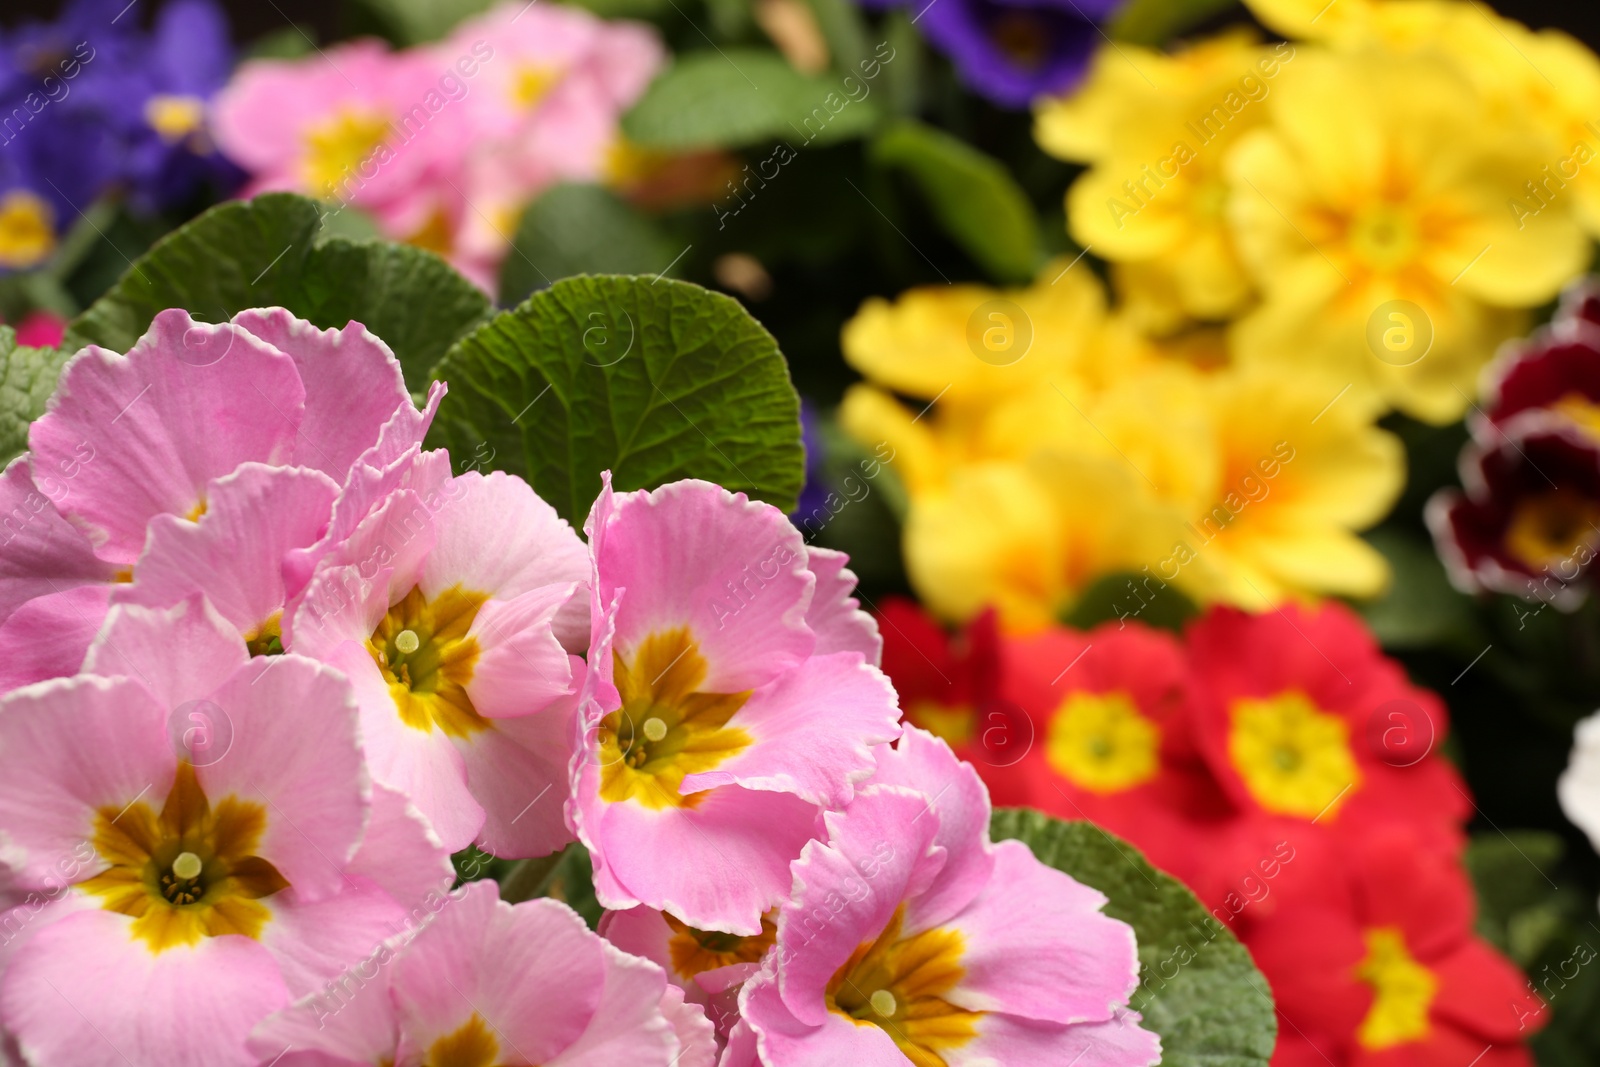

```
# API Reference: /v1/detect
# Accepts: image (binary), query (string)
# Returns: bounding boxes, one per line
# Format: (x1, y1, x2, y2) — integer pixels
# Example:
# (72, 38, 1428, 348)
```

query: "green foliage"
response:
(64, 194, 492, 395)
(430, 274, 805, 526)
(500, 184, 679, 306)
(871, 120, 1041, 284)
(1358, 526, 1483, 650)
(992, 809, 1277, 1067)
(0, 328, 66, 466)
(622, 49, 880, 151)
(1111, 0, 1240, 45)
(348, 0, 493, 44)
(1065, 571, 1200, 634)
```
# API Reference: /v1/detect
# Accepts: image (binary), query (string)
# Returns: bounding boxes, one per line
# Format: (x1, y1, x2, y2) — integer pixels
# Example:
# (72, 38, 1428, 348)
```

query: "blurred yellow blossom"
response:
(839, 265, 1405, 628)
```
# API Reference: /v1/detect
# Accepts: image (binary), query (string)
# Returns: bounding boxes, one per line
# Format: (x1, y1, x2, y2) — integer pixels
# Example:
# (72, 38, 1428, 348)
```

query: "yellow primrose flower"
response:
(1239, 0, 1376, 40)
(1035, 32, 1297, 323)
(1224, 49, 1587, 424)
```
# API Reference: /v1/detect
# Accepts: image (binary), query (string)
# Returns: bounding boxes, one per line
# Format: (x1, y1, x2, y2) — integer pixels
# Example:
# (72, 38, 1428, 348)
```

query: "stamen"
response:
(395, 629, 421, 655)
(172, 851, 203, 880)
(642, 717, 669, 742)
(870, 989, 898, 1018)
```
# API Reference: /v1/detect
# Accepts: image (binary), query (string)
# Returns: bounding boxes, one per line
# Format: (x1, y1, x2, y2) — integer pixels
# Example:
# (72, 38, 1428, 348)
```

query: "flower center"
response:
(302, 109, 392, 198)
(826, 908, 981, 1066)
(665, 911, 778, 979)
(1355, 927, 1437, 1049)
(1046, 691, 1161, 793)
(1228, 692, 1361, 819)
(597, 628, 753, 810)
(1504, 488, 1600, 572)
(145, 94, 207, 143)
(511, 64, 562, 110)
(245, 613, 284, 658)
(1551, 392, 1600, 442)
(79, 762, 289, 952)
(1348, 204, 1420, 272)
(368, 585, 493, 738)
(425, 1013, 501, 1067)
(909, 701, 976, 748)
(0, 190, 56, 270)
(987, 11, 1051, 71)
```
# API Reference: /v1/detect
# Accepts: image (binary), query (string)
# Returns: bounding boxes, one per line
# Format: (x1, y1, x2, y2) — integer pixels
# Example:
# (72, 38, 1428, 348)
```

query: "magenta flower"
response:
(288, 467, 591, 857)
(0, 308, 441, 693)
(570, 476, 899, 935)
(730, 727, 1162, 1067)
(248, 879, 715, 1067)
(0, 597, 451, 1067)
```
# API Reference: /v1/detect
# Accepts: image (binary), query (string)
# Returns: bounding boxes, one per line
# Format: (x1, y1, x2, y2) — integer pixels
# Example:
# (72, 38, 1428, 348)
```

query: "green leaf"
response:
(431, 274, 805, 525)
(1064, 571, 1199, 634)
(622, 49, 880, 151)
(500, 184, 680, 306)
(1111, 0, 1239, 46)
(0, 328, 67, 466)
(991, 809, 1278, 1067)
(871, 119, 1041, 284)
(1465, 831, 1580, 966)
(349, 0, 493, 44)
(802, 0, 871, 77)
(65, 193, 493, 395)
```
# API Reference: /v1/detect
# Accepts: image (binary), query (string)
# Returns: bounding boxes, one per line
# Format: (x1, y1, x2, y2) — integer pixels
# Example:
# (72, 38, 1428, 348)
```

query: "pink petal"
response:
(804, 547, 882, 663)
(656, 984, 718, 1067)
(0, 584, 110, 692)
(0, 675, 174, 889)
(261, 878, 409, 998)
(83, 597, 250, 711)
(947, 1008, 1161, 1067)
(546, 942, 682, 1066)
(680, 653, 900, 808)
(942, 841, 1139, 1024)
(198, 655, 369, 900)
(392, 885, 605, 1062)
(586, 477, 815, 693)
(776, 787, 943, 1027)
(0, 459, 117, 626)
(347, 784, 455, 915)
(455, 687, 583, 860)
(868, 727, 994, 931)
(232, 310, 412, 485)
(117, 463, 339, 638)
(0, 909, 288, 1067)
(466, 588, 581, 718)
(27, 311, 305, 565)
(248, 972, 401, 1067)
(743, 976, 908, 1067)
(422, 471, 590, 649)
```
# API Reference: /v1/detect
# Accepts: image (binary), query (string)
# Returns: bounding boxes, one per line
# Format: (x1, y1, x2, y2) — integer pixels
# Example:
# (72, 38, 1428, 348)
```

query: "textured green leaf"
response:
(0, 328, 67, 466)
(500, 183, 680, 306)
(871, 119, 1041, 284)
(622, 49, 880, 150)
(431, 274, 804, 525)
(991, 809, 1278, 1067)
(349, 0, 492, 44)
(65, 193, 493, 395)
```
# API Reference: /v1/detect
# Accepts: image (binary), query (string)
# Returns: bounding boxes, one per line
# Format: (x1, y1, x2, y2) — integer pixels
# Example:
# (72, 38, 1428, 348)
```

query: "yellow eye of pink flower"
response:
(510, 63, 562, 110)
(1355, 927, 1438, 1049)
(302, 110, 392, 198)
(368, 585, 494, 738)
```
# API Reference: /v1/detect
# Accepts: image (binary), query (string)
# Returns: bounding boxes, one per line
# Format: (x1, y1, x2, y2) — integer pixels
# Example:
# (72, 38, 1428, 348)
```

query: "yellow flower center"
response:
(826, 907, 981, 1067)
(597, 628, 753, 810)
(1354, 927, 1437, 1049)
(1046, 691, 1161, 793)
(909, 701, 976, 748)
(1348, 204, 1420, 273)
(368, 585, 493, 738)
(79, 762, 289, 953)
(425, 1013, 504, 1067)
(1504, 488, 1600, 571)
(510, 64, 562, 110)
(604, 138, 671, 188)
(666, 911, 778, 978)
(406, 207, 455, 257)
(0, 190, 56, 270)
(302, 110, 392, 198)
(1551, 392, 1600, 443)
(1228, 692, 1360, 819)
(144, 94, 206, 143)
(245, 613, 284, 658)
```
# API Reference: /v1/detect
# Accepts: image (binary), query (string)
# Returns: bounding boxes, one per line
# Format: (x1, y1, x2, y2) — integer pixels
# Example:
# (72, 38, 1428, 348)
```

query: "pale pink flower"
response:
(729, 727, 1163, 1067)
(570, 475, 899, 936)
(0, 597, 451, 1067)
(288, 465, 590, 857)
(0, 308, 440, 694)
(249, 879, 715, 1067)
